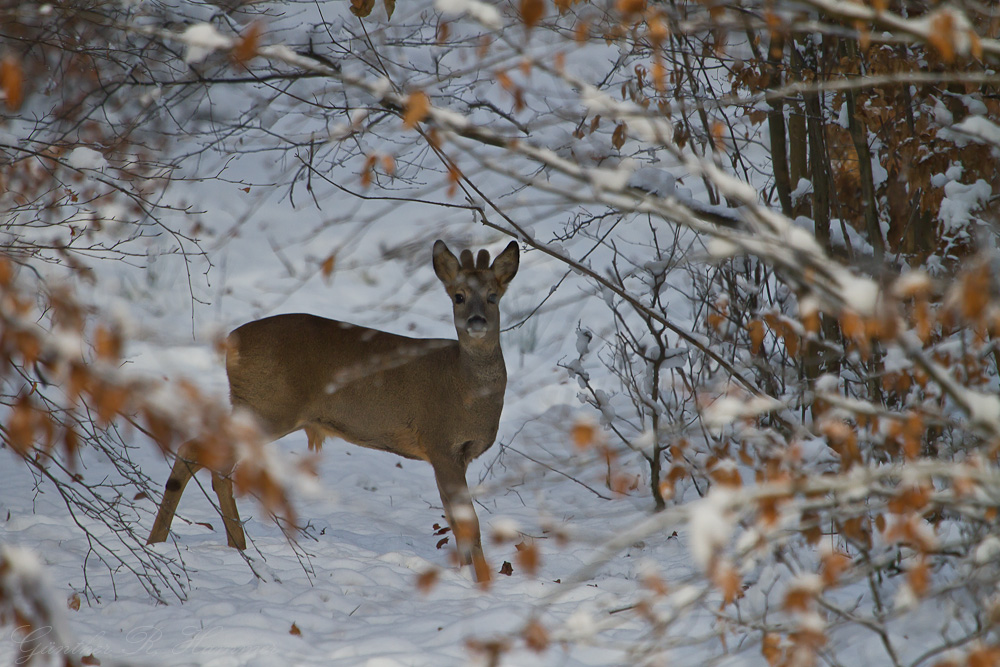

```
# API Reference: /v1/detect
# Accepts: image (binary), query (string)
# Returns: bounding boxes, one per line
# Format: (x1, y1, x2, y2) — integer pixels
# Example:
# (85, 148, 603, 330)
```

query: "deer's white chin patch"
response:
(467, 329, 488, 339)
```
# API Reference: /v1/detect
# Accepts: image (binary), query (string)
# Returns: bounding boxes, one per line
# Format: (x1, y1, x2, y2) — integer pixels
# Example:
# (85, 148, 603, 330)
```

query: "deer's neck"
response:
(458, 338, 507, 391)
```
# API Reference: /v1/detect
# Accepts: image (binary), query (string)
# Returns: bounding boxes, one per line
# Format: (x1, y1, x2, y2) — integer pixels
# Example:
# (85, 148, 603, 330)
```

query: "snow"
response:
(939, 179, 991, 232)
(703, 395, 782, 430)
(182, 23, 233, 65)
(706, 237, 740, 260)
(837, 273, 880, 317)
(952, 116, 1000, 148)
(687, 489, 735, 570)
(66, 147, 108, 172)
(589, 161, 634, 194)
(974, 536, 1000, 565)
(434, 0, 502, 30)
(956, 386, 1000, 434)
(627, 168, 676, 197)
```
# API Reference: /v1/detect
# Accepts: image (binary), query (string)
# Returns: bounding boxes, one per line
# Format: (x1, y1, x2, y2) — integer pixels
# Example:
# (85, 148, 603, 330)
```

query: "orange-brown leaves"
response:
(8, 396, 45, 456)
(231, 23, 262, 67)
(233, 456, 298, 533)
(416, 567, 439, 593)
(612, 122, 627, 150)
(762, 633, 784, 666)
(515, 539, 540, 576)
(709, 457, 741, 488)
(520, 0, 545, 29)
(94, 325, 123, 362)
(360, 154, 377, 187)
(571, 419, 598, 449)
(783, 577, 818, 613)
(885, 513, 938, 552)
(1, 55, 24, 111)
(553, 0, 582, 12)
(838, 515, 872, 549)
(523, 619, 549, 652)
(92, 381, 129, 426)
(958, 262, 991, 323)
(320, 253, 337, 282)
(712, 559, 742, 605)
(886, 413, 925, 460)
(496, 71, 525, 112)
(350, 0, 376, 18)
(647, 14, 669, 45)
(927, 10, 958, 64)
(0, 257, 13, 289)
(819, 550, 851, 588)
(748, 319, 765, 355)
(907, 556, 930, 598)
(615, 0, 646, 18)
(967, 645, 1000, 667)
(820, 419, 860, 470)
(763, 313, 800, 357)
(402, 91, 430, 129)
(838, 310, 868, 357)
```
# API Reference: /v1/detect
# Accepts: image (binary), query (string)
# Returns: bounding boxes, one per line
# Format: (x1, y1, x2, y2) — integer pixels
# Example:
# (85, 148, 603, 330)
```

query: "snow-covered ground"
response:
(1, 419, 689, 666)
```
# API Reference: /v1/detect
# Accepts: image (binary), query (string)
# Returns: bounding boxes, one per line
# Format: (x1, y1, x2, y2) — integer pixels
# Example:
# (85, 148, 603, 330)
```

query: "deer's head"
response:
(433, 240, 519, 345)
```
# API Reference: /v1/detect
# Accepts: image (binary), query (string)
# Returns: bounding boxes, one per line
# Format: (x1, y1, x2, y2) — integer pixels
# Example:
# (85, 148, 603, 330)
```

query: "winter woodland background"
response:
(2, 0, 1000, 665)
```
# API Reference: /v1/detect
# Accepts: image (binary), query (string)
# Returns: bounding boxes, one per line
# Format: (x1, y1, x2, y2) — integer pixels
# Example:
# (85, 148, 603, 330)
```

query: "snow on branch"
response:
(794, 0, 1000, 61)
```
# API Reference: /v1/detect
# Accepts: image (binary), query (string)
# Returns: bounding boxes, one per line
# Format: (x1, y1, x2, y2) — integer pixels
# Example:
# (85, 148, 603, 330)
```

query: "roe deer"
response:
(146, 240, 519, 583)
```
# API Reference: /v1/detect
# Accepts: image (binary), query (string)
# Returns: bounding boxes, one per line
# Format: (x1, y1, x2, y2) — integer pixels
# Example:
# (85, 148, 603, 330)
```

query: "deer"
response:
(146, 240, 519, 584)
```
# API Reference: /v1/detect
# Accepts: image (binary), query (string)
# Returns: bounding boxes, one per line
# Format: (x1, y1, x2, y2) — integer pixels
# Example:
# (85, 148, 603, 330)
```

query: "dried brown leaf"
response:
(571, 420, 597, 449)
(761, 633, 783, 666)
(1, 55, 24, 111)
(350, 0, 376, 18)
(515, 540, 540, 576)
(748, 319, 765, 355)
(523, 619, 549, 652)
(908, 557, 929, 597)
(820, 550, 851, 588)
(403, 90, 431, 130)
(615, 0, 645, 17)
(416, 568, 439, 593)
(231, 22, 262, 66)
(612, 122, 627, 150)
(928, 11, 956, 64)
(320, 253, 336, 281)
(713, 560, 742, 605)
(95, 325, 122, 362)
(520, 0, 545, 29)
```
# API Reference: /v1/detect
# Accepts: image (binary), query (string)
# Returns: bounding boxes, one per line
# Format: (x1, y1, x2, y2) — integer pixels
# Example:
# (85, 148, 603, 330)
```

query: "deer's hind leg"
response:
(212, 465, 246, 550)
(148, 439, 247, 549)
(148, 440, 204, 544)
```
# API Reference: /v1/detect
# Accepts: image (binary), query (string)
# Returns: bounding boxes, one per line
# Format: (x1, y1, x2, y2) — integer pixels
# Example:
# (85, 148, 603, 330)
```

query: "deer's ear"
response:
(433, 240, 460, 284)
(491, 241, 519, 289)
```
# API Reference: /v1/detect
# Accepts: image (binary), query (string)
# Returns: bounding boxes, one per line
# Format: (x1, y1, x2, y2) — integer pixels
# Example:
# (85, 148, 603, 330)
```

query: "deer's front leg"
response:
(432, 459, 491, 585)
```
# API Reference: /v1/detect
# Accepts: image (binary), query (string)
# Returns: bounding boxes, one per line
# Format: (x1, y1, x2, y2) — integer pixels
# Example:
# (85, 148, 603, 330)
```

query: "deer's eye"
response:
(454, 293, 465, 304)
(487, 294, 498, 304)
